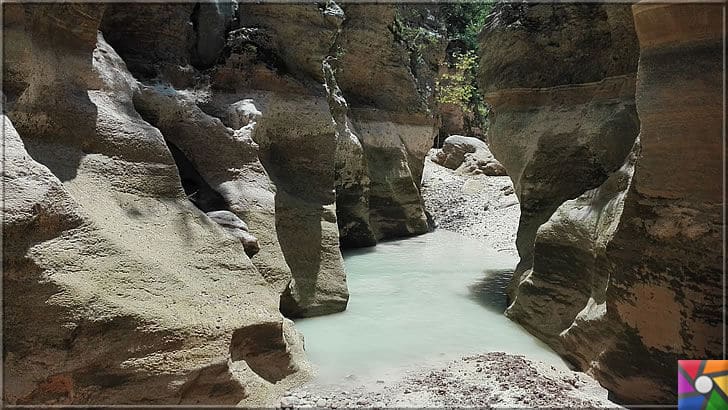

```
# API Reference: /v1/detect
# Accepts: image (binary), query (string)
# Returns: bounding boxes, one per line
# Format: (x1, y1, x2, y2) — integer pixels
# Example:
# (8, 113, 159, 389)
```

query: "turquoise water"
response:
(295, 230, 568, 386)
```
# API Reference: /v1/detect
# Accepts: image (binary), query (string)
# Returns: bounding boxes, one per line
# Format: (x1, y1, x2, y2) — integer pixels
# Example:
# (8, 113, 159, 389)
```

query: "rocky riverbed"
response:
(282, 353, 617, 408)
(421, 148, 520, 256)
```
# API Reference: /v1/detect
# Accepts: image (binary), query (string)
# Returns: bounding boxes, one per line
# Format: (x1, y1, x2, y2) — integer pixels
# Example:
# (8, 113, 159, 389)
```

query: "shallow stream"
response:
(295, 230, 568, 387)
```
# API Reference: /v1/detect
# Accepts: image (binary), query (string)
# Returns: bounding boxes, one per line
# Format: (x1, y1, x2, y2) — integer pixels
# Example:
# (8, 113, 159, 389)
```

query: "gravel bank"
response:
(421, 149, 520, 256)
(282, 353, 617, 408)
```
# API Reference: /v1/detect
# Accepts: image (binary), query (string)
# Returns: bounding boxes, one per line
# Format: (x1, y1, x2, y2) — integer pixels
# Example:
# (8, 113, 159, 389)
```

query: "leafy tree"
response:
(440, 2, 494, 53)
(436, 2, 494, 131)
(435, 50, 479, 112)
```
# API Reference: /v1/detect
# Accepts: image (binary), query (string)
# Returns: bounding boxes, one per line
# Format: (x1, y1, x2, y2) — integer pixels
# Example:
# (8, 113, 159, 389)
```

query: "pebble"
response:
(422, 152, 519, 256)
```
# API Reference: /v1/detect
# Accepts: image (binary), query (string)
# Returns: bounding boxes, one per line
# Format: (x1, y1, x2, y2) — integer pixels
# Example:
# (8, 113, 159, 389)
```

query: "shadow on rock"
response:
(467, 268, 513, 314)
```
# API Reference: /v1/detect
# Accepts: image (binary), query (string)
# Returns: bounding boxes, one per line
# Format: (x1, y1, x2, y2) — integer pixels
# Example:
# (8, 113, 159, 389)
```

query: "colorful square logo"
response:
(678, 360, 728, 409)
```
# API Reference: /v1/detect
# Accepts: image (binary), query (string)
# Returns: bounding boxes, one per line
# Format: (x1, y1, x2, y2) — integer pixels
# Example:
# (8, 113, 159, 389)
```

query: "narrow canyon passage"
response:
(3, 2, 722, 407)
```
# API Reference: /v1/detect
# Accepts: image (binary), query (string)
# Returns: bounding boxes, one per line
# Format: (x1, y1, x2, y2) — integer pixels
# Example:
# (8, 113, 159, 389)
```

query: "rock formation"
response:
(207, 211, 260, 258)
(596, 4, 723, 402)
(479, 3, 723, 404)
(3, 2, 445, 404)
(433, 135, 506, 176)
(479, 2, 641, 297)
(99, 2, 444, 314)
(436, 97, 486, 142)
(7, 1, 718, 406)
(3, 4, 309, 404)
(333, 5, 444, 242)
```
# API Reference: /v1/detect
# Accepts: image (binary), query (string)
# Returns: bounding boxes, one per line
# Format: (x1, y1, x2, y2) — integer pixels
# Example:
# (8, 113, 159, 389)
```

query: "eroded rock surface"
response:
(596, 4, 723, 403)
(479, 3, 640, 297)
(3, 3, 450, 404)
(329, 5, 446, 242)
(207, 210, 260, 258)
(92, 2, 447, 317)
(2, 4, 310, 404)
(479, 3, 723, 404)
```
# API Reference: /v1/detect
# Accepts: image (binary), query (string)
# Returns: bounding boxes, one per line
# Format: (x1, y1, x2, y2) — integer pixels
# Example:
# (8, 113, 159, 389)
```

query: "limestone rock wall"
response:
(479, 3, 723, 404)
(3, 2, 445, 403)
(3, 4, 309, 405)
(598, 4, 723, 402)
(335, 5, 444, 241)
(478, 3, 640, 296)
(96, 2, 443, 315)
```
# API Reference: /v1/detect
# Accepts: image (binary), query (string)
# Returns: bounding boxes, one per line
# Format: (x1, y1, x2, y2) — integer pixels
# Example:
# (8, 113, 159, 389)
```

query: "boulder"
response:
(433, 135, 486, 169)
(432, 135, 506, 176)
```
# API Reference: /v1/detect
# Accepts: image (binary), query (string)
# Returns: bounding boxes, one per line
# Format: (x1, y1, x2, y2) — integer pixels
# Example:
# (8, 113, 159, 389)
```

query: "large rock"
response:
(3, 4, 310, 404)
(478, 3, 640, 297)
(506, 138, 641, 385)
(131, 84, 295, 297)
(101, 2, 351, 317)
(219, 3, 350, 317)
(481, 2, 723, 405)
(324, 58, 378, 248)
(432, 135, 506, 176)
(252, 92, 349, 318)
(433, 135, 487, 169)
(3, 2, 451, 403)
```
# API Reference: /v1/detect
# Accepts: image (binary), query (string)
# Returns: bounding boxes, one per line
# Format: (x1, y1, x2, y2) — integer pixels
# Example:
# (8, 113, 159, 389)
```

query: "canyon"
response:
(2, 2, 723, 407)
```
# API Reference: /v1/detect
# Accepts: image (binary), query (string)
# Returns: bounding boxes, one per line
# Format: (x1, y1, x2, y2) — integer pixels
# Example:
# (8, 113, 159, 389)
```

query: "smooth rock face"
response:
(479, 3, 640, 297)
(480, 3, 723, 405)
(2, 4, 310, 404)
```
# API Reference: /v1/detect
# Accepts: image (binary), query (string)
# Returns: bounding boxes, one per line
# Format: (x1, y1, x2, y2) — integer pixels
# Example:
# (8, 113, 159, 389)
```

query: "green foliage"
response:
(435, 50, 478, 111)
(436, 2, 493, 130)
(440, 2, 494, 52)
